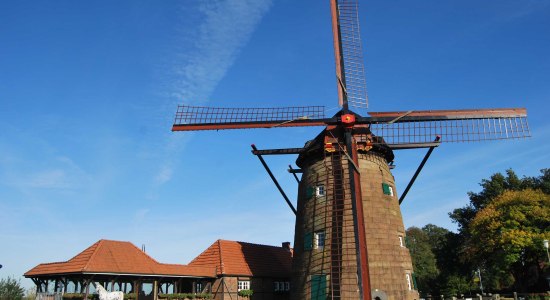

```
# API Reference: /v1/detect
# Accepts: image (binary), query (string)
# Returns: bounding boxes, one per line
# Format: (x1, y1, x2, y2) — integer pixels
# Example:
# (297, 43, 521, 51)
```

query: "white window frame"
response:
(314, 231, 325, 250)
(388, 185, 394, 196)
(238, 280, 250, 291)
(274, 281, 280, 291)
(284, 281, 290, 291)
(316, 185, 325, 197)
(399, 236, 404, 247)
(406, 273, 412, 291)
(196, 282, 203, 293)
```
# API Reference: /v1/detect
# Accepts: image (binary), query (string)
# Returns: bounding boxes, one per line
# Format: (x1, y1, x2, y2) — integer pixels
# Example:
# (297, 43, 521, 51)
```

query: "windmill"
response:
(172, 1, 530, 299)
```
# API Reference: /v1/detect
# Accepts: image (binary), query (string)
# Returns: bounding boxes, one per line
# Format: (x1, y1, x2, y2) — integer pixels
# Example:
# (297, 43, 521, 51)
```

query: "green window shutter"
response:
(382, 183, 391, 195)
(404, 236, 410, 248)
(304, 232, 313, 251)
(412, 273, 418, 290)
(310, 275, 326, 300)
(306, 186, 315, 199)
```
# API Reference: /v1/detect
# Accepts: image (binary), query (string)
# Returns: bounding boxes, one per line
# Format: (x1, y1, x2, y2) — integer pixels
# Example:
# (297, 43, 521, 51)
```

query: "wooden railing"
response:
(36, 292, 63, 300)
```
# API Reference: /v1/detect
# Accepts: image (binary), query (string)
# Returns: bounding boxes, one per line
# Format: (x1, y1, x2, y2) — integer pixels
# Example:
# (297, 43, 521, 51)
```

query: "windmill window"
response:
(382, 183, 394, 196)
(405, 273, 412, 291)
(238, 280, 250, 291)
(399, 236, 404, 247)
(314, 231, 325, 250)
(315, 185, 325, 197)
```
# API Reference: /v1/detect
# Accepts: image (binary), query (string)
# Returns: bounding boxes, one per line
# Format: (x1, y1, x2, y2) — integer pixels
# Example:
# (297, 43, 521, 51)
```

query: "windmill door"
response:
(310, 274, 326, 300)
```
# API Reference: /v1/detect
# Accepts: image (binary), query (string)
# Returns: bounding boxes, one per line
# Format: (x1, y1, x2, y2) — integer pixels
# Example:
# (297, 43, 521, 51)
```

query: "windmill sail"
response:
(331, 0, 368, 109)
(172, 105, 327, 131)
(365, 108, 530, 144)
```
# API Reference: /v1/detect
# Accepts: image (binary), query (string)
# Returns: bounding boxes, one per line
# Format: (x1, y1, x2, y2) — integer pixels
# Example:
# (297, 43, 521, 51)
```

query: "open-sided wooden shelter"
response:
(25, 239, 293, 300)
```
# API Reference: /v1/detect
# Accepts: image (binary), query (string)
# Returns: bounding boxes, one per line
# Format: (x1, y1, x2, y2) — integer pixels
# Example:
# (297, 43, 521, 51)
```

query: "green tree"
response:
(0, 277, 25, 300)
(467, 189, 550, 292)
(448, 169, 550, 292)
(440, 274, 474, 298)
(450, 169, 525, 234)
(407, 224, 473, 297)
(406, 227, 439, 294)
(450, 169, 550, 235)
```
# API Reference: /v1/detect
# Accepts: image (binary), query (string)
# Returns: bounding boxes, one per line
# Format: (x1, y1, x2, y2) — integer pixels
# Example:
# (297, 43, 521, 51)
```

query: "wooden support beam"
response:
(84, 279, 90, 300)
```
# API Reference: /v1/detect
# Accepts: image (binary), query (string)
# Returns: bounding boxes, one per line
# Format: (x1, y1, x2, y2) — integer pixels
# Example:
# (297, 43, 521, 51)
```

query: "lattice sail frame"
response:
(173, 105, 531, 144)
(174, 105, 325, 124)
(367, 108, 530, 144)
(332, 0, 368, 109)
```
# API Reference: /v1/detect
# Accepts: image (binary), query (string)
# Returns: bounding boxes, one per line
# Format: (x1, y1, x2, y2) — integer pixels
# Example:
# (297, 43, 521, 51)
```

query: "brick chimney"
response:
(282, 242, 291, 251)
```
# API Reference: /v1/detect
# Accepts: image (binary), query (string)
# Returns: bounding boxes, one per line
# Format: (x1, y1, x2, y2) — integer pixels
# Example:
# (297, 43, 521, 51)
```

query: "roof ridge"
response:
(83, 239, 104, 271)
(217, 239, 224, 275)
(107, 242, 122, 271)
(220, 239, 284, 249)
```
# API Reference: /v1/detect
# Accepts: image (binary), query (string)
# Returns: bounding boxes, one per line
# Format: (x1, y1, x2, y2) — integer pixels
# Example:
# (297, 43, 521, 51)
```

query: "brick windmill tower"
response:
(172, 1, 530, 299)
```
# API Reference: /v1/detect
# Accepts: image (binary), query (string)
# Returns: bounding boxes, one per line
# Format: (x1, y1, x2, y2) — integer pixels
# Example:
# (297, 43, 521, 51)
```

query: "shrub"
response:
(238, 289, 253, 298)
(158, 293, 213, 300)
(0, 277, 25, 300)
(62, 294, 84, 300)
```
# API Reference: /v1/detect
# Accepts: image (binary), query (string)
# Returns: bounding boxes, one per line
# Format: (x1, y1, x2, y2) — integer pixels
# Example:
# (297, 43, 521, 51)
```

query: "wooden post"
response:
(134, 280, 140, 300)
(153, 280, 158, 300)
(84, 280, 90, 300)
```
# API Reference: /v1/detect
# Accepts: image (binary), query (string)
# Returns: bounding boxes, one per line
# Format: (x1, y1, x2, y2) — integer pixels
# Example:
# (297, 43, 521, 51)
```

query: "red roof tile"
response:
(189, 240, 292, 277)
(25, 240, 215, 278)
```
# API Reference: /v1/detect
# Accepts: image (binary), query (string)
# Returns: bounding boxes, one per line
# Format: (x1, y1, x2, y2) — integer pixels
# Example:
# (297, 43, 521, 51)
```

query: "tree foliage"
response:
(0, 277, 25, 300)
(450, 169, 550, 234)
(406, 224, 473, 297)
(468, 189, 550, 291)
(446, 169, 550, 292)
(408, 169, 550, 295)
(406, 227, 439, 293)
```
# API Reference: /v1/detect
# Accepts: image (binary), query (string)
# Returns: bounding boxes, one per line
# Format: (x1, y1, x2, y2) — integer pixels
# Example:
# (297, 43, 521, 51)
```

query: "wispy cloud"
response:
(154, 165, 174, 185)
(2, 155, 91, 191)
(152, 0, 273, 188)
(171, 0, 273, 103)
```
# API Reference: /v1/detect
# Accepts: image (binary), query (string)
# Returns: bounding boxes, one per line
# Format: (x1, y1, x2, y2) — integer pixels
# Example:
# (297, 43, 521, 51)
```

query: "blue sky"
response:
(1, 0, 549, 288)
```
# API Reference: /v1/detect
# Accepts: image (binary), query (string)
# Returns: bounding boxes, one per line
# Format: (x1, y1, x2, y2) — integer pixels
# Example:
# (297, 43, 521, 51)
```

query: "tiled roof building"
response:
(25, 239, 292, 300)
(190, 240, 292, 277)
(25, 239, 215, 278)
(189, 240, 292, 299)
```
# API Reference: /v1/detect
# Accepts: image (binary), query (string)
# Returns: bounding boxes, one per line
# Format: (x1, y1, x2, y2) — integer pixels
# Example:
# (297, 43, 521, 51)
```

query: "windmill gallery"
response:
(26, 0, 530, 300)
